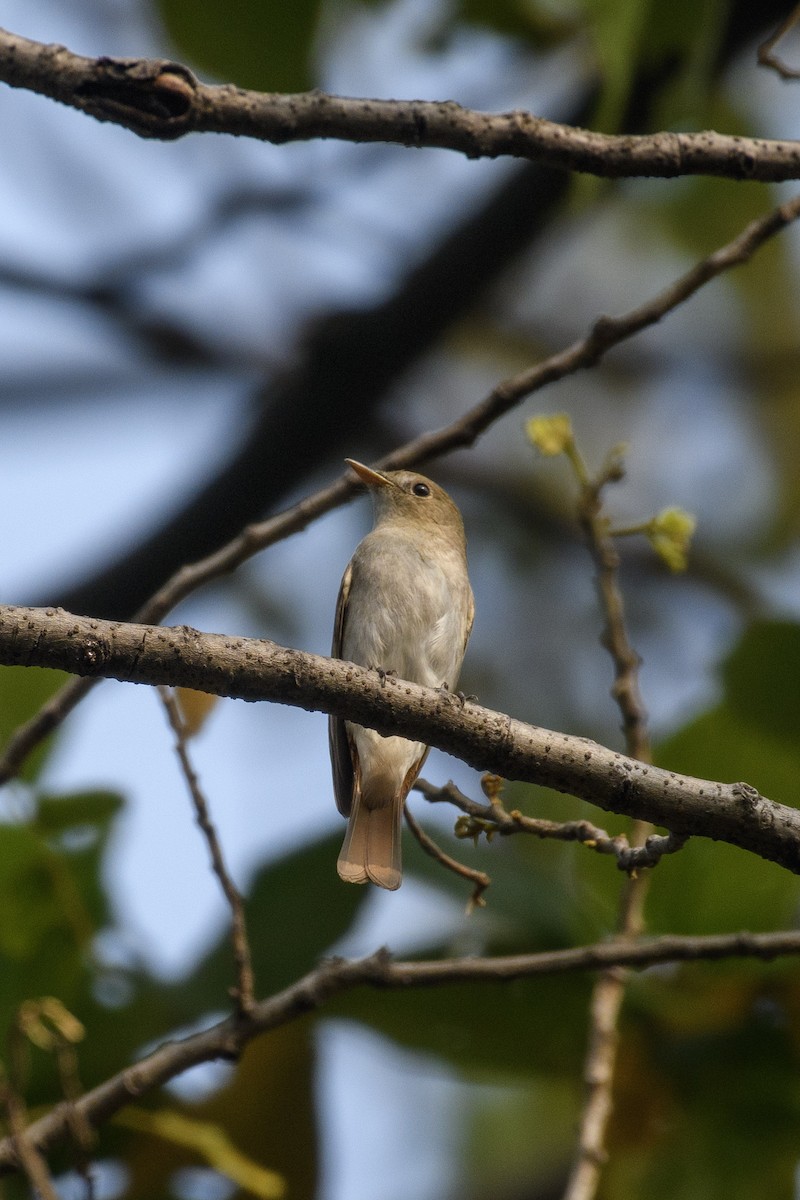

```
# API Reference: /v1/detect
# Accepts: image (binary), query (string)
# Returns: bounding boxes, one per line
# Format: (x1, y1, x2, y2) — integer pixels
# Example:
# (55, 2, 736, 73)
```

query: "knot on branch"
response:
(74, 58, 196, 136)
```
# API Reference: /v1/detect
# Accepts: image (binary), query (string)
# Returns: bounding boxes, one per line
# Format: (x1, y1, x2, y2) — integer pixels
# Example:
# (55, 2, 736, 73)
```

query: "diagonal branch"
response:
(403, 800, 491, 910)
(1, 930, 800, 1175)
(3, 27, 800, 180)
(0, 603, 797, 874)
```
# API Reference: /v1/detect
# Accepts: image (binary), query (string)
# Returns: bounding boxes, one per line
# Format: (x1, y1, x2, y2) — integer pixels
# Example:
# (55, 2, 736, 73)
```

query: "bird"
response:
(330, 458, 474, 890)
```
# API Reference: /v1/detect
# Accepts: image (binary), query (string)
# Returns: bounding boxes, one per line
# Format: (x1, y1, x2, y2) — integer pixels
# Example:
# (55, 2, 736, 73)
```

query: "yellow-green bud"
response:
(526, 413, 573, 456)
(648, 507, 696, 572)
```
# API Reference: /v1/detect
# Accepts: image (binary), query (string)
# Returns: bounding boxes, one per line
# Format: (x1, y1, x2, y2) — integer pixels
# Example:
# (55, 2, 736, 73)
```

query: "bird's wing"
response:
(464, 588, 475, 653)
(329, 559, 355, 817)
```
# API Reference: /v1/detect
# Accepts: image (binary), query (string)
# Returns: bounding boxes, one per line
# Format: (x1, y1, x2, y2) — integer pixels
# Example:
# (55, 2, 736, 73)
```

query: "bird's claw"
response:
(436, 684, 474, 707)
(377, 667, 397, 688)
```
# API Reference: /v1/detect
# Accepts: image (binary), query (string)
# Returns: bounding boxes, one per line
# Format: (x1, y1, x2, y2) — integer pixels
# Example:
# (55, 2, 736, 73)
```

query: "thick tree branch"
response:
(1, 930, 800, 1174)
(0, 604, 797, 874)
(2, 26, 800, 180)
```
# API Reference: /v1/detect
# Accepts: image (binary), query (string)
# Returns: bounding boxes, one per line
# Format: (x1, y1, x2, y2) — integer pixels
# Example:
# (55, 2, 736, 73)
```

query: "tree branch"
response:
(0, 604, 797, 873)
(1, 930, 800, 1174)
(2, 26, 800, 180)
(417, 777, 688, 872)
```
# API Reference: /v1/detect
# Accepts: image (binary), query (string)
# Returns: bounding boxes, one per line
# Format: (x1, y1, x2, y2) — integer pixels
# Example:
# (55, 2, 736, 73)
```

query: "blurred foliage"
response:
(154, 0, 730, 132)
(156, 0, 324, 91)
(0, 666, 70, 784)
(0, 665, 368, 1196)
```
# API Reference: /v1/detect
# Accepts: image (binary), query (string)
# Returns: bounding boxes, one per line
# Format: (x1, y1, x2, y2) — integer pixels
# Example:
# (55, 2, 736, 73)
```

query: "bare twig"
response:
(0, 931, 799, 1176)
(2, 189, 799, 787)
(403, 801, 491, 911)
(415, 777, 688, 872)
(0, 603, 797, 874)
(560, 437, 657, 1200)
(0, 1072, 59, 1200)
(758, 6, 800, 79)
(3, 27, 800, 180)
(159, 687, 255, 1014)
(47, 1036, 96, 1199)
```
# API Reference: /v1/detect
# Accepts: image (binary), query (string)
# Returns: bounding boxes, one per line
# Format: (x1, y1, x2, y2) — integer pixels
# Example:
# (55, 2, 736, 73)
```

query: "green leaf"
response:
(328, 971, 593, 1080)
(605, 963, 800, 1200)
(721, 620, 800, 740)
(0, 824, 75, 961)
(156, 0, 324, 91)
(582, 0, 654, 132)
(0, 665, 70, 783)
(457, 0, 578, 46)
(121, 1022, 317, 1200)
(119, 1108, 285, 1197)
(178, 832, 370, 1007)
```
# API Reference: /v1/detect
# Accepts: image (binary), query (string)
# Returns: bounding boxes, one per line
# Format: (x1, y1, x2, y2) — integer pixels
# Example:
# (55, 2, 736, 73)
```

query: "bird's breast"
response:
(342, 533, 470, 689)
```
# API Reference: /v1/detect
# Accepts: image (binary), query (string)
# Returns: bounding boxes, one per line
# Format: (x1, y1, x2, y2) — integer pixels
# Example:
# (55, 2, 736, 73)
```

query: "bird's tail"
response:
(337, 790, 403, 891)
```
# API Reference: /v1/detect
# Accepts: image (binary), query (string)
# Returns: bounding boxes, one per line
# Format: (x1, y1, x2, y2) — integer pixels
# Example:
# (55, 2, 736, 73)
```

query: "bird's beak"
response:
(345, 459, 393, 489)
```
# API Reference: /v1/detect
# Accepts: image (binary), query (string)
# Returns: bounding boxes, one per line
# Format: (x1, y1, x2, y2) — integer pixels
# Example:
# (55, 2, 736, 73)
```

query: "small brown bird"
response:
(330, 459, 474, 890)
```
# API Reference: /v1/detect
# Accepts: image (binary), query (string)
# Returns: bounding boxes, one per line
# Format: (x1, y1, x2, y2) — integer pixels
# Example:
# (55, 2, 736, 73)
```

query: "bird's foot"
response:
(437, 683, 477, 707)
(376, 667, 397, 688)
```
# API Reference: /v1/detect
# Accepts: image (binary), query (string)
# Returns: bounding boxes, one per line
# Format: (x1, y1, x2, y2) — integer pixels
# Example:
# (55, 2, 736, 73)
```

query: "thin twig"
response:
(1, 930, 800, 1177)
(403, 801, 491, 911)
(2, 190, 799, 787)
(561, 440, 657, 1200)
(758, 6, 800, 79)
(416, 777, 688, 872)
(53, 1039, 96, 1200)
(159, 686, 256, 1014)
(0, 1073, 59, 1200)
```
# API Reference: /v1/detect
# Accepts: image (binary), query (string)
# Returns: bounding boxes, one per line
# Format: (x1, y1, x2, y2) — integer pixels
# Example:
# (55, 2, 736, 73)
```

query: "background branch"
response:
(2, 930, 800, 1175)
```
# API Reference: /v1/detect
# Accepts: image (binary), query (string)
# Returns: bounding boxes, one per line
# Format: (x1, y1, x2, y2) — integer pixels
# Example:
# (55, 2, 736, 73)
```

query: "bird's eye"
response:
(412, 482, 431, 497)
